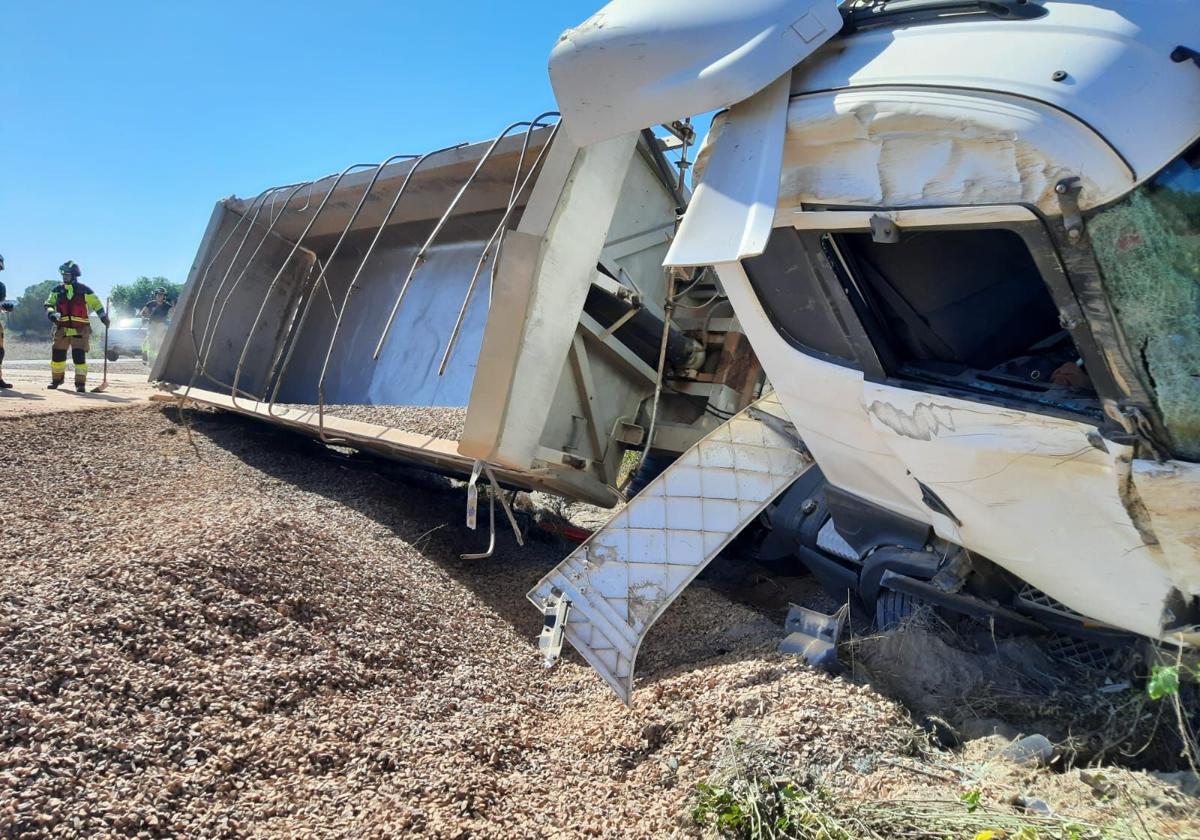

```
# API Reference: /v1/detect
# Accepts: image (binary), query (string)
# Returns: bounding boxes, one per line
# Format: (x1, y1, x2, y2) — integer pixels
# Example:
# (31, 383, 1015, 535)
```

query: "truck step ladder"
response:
(528, 392, 815, 704)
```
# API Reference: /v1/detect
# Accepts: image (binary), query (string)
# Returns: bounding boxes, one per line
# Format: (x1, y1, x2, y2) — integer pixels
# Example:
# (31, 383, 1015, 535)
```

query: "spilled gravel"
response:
(0, 405, 910, 838)
(2, 405, 1195, 839)
(280, 404, 468, 440)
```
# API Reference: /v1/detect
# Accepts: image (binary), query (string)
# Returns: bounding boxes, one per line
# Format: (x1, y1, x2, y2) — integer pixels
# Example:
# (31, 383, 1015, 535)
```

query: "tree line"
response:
(4, 276, 183, 336)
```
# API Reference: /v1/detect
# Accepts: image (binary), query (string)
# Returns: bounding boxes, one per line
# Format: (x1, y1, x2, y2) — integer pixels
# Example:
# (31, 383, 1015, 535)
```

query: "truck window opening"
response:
(829, 227, 1097, 403)
(1089, 146, 1200, 460)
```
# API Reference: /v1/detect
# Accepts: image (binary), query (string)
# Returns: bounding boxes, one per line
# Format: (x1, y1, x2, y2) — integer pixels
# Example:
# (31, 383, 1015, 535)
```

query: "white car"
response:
(105, 316, 148, 362)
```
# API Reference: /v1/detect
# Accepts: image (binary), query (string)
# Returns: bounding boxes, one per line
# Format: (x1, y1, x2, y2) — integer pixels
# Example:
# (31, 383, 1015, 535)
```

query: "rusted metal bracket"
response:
(537, 592, 571, 667)
(1055, 176, 1085, 243)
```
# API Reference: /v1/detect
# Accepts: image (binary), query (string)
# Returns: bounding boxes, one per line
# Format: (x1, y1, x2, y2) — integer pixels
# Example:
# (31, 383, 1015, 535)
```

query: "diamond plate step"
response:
(527, 392, 814, 704)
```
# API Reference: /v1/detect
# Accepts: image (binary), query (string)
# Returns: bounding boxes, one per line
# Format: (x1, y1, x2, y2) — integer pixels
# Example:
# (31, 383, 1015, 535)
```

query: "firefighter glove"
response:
(0, 301, 13, 312)
(99, 313, 110, 328)
(47, 310, 60, 324)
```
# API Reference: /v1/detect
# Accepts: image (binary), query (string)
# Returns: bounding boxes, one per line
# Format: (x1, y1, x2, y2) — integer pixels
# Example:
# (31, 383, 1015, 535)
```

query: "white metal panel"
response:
(861, 382, 1173, 640)
(527, 393, 814, 704)
(550, 0, 842, 146)
(665, 73, 791, 267)
(791, 0, 1200, 184)
(1131, 460, 1200, 602)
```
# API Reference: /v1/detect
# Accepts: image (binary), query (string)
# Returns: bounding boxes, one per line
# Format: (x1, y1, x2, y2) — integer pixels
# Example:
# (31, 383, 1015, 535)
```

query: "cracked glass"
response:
(1090, 147, 1200, 460)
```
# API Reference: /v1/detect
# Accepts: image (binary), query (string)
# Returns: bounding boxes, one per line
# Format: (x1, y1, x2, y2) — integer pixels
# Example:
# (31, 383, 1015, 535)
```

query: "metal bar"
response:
(265, 153, 416, 416)
(312, 144, 466, 442)
(507, 113, 555, 208)
(196, 182, 313, 379)
(195, 186, 291, 356)
(493, 113, 559, 305)
(576, 312, 658, 383)
(263, 261, 323, 417)
(638, 268, 677, 472)
(436, 118, 561, 376)
(599, 306, 639, 341)
(461, 483, 497, 560)
(370, 120, 545, 361)
(878, 571, 1047, 633)
(181, 182, 314, 404)
(484, 466, 525, 548)
(185, 187, 276, 358)
(229, 162, 377, 411)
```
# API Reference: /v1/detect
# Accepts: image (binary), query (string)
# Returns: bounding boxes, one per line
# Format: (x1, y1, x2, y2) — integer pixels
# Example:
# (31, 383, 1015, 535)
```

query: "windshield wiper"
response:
(842, 0, 1047, 33)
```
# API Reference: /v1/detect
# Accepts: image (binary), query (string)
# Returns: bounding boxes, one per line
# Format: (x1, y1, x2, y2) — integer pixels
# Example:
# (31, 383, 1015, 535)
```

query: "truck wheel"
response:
(106, 350, 119, 362)
(875, 589, 920, 631)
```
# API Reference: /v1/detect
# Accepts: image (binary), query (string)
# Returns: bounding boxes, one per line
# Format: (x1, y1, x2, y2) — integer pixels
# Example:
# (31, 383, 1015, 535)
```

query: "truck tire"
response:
(875, 589, 919, 631)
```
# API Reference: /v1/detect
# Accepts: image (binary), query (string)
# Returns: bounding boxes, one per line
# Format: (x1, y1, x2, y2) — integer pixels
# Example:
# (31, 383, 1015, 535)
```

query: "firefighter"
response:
(137, 286, 173, 365)
(44, 261, 109, 392)
(0, 254, 13, 389)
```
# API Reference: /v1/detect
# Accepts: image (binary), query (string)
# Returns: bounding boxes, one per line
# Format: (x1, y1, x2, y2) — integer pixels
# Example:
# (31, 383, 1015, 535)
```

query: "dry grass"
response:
(3, 334, 108, 361)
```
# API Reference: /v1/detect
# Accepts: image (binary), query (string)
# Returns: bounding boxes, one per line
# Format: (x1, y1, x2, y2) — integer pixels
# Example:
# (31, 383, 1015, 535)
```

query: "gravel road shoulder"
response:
(1, 404, 1195, 838)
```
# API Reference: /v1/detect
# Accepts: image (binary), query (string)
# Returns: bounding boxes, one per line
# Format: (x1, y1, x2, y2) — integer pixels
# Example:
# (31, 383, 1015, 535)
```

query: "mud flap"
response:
(527, 393, 814, 704)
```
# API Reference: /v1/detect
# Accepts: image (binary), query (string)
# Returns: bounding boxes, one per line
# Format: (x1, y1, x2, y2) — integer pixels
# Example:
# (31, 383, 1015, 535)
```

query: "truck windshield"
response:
(1089, 146, 1200, 460)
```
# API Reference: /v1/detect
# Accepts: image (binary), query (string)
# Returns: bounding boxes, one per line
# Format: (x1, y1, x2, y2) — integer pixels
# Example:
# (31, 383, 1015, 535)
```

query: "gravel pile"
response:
(280, 404, 468, 440)
(0, 405, 914, 838)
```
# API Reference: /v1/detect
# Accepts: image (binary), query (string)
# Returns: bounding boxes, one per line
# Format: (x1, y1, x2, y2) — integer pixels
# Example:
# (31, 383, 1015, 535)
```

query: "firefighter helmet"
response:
(59, 260, 81, 279)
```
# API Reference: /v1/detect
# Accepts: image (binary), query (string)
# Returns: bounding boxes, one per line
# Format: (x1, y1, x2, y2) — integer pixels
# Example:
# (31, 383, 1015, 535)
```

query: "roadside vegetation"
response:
(690, 617, 1200, 840)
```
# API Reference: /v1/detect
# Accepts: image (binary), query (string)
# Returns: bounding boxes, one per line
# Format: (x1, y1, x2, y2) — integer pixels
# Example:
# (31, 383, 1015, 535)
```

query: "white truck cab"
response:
(546, 0, 1200, 667)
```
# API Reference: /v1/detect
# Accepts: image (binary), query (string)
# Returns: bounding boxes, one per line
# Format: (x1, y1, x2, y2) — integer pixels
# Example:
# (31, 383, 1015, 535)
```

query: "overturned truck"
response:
(155, 122, 761, 511)
(158, 0, 1200, 704)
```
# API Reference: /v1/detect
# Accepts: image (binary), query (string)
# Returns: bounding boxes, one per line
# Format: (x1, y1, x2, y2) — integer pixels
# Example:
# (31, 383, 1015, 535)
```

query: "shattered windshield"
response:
(1089, 146, 1200, 460)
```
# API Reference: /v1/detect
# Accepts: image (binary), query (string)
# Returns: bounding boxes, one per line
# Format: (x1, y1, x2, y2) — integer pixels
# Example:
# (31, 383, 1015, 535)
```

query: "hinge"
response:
(537, 591, 571, 668)
(1055, 177, 1085, 244)
(1121, 405, 1169, 463)
(869, 213, 900, 244)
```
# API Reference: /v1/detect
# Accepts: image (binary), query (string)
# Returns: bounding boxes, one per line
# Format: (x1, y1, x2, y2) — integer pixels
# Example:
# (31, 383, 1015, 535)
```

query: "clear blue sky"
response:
(0, 1, 616, 301)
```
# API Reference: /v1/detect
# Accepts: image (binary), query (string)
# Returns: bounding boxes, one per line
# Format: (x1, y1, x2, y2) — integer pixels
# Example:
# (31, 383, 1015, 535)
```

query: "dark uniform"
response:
(138, 291, 173, 364)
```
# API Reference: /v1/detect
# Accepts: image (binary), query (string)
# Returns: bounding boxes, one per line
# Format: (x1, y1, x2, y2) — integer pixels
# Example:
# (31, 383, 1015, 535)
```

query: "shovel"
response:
(92, 296, 111, 393)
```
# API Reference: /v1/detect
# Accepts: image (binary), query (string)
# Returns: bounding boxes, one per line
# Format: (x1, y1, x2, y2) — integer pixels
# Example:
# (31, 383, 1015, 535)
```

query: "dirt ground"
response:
(0, 363, 156, 420)
(1, 403, 1197, 839)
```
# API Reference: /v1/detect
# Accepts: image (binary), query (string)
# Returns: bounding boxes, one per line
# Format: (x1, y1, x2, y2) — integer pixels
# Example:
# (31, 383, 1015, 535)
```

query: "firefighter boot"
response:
(72, 348, 87, 393)
(50, 347, 67, 389)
